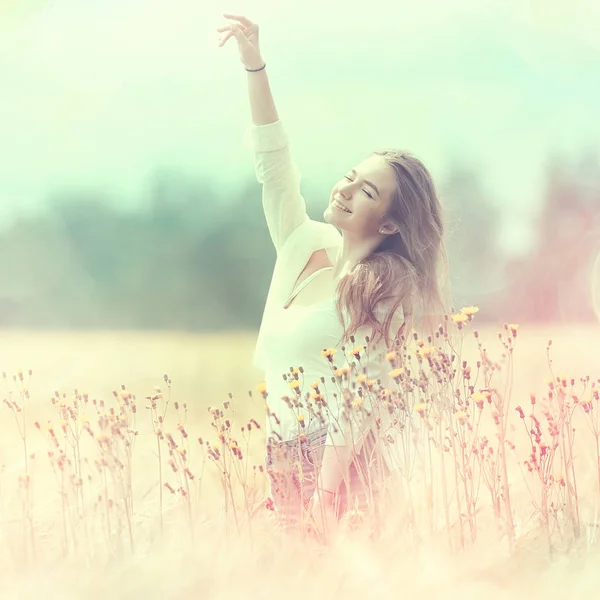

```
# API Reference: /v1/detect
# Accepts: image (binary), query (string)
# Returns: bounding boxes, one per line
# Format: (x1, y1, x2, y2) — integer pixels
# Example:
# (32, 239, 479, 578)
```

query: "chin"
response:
(323, 204, 338, 226)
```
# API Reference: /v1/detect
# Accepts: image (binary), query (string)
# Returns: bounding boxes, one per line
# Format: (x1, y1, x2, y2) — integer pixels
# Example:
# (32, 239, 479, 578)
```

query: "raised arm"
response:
(218, 14, 309, 253)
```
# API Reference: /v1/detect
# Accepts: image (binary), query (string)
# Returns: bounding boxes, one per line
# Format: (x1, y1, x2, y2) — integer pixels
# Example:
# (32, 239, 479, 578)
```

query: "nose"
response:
(339, 187, 351, 200)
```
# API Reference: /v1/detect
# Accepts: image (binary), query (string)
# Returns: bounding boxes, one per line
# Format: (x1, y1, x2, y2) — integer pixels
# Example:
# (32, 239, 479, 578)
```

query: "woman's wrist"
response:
(245, 61, 266, 72)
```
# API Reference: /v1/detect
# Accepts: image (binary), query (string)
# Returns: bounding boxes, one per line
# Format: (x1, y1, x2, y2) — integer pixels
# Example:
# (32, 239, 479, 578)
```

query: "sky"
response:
(0, 0, 599, 256)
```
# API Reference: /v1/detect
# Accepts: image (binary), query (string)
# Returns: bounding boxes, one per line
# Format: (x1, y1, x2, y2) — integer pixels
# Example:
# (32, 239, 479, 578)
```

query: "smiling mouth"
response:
(332, 199, 352, 213)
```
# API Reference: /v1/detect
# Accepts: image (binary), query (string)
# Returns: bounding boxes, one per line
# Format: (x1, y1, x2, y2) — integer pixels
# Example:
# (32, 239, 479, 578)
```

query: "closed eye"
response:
(344, 175, 374, 200)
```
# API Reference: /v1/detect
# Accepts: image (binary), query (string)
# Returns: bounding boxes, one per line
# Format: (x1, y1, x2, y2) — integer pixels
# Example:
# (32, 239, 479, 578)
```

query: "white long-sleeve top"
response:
(245, 120, 404, 471)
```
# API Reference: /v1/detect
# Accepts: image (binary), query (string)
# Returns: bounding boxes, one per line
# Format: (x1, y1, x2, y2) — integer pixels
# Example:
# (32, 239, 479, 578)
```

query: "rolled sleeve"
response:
(243, 120, 290, 153)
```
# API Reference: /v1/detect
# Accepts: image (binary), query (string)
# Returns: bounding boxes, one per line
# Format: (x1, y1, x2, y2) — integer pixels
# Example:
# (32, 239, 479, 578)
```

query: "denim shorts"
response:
(265, 426, 387, 530)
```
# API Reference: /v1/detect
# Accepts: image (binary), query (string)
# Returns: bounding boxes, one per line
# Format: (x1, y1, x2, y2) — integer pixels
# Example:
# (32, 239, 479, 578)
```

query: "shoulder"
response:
(280, 219, 341, 257)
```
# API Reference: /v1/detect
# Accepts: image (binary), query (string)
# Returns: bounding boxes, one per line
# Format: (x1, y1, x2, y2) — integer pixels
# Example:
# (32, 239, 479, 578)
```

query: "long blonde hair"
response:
(336, 149, 451, 346)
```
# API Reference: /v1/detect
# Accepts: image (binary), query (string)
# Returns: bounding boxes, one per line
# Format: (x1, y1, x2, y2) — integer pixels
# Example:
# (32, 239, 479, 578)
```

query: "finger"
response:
(216, 25, 232, 33)
(217, 31, 234, 47)
(223, 13, 253, 28)
(231, 25, 250, 47)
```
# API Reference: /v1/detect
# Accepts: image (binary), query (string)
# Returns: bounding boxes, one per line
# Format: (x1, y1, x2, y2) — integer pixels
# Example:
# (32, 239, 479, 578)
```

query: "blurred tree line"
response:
(0, 152, 598, 331)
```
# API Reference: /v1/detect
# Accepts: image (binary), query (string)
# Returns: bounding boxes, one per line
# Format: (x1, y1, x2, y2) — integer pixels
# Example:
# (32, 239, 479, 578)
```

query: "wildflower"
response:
(385, 351, 397, 362)
(507, 323, 519, 337)
(417, 346, 436, 358)
(310, 380, 320, 390)
(334, 366, 351, 378)
(290, 367, 300, 377)
(265, 497, 275, 511)
(460, 306, 479, 316)
(451, 313, 468, 325)
(297, 414, 305, 423)
(389, 368, 404, 381)
(352, 397, 364, 408)
(311, 392, 323, 402)
(321, 348, 337, 362)
(471, 392, 486, 409)
(455, 411, 468, 425)
(356, 374, 368, 384)
(351, 346, 363, 359)
(288, 380, 301, 391)
(413, 403, 428, 415)
(255, 383, 267, 397)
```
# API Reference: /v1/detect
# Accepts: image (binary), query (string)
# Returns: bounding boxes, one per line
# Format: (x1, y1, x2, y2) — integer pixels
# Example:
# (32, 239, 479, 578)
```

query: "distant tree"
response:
(438, 167, 503, 316)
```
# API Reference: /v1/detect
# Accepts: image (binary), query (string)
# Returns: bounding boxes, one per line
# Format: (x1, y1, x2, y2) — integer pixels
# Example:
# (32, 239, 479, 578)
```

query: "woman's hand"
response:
(217, 13, 264, 71)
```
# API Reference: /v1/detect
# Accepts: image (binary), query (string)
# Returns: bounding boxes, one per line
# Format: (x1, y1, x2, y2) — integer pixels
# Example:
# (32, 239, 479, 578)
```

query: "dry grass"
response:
(1, 323, 600, 599)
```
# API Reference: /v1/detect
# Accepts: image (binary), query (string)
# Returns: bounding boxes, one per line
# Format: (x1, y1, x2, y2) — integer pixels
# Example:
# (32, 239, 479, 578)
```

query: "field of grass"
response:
(0, 323, 600, 599)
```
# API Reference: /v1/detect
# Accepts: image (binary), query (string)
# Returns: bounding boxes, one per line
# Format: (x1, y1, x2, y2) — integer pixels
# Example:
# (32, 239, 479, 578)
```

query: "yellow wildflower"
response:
(451, 313, 468, 325)
(352, 397, 364, 408)
(455, 411, 468, 425)
(321, 348, 337, 361)
(413, 403, 428, 415)
(389, 368, 405, 380)
(334, 366, 351, 378)
(507, 323, 519, 337)
(351, 346, 363, 359)
(310, 380, 320, 390)
(417, 346, 436, 358)
(471, 391, 487, 408)
(255, 383, 267, 395)
(290, 367, 300, 376)
(356, 374, 368, 384)
(460, 306, 479, 316)
(385, 351, 397, 362)
(288, 380, 301, 390)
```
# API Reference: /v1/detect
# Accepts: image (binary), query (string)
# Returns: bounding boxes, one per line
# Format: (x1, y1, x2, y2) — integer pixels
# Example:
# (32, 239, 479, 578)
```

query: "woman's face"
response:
(323, 155, 398, 237)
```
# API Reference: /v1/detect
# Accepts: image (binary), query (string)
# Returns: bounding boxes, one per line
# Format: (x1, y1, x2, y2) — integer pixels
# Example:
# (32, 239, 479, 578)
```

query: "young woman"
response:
(217, 14, 449, 539)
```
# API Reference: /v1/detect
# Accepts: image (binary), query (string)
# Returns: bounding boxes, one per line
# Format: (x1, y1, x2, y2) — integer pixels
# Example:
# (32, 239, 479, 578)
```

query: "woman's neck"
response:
(331, 232, 383, 279)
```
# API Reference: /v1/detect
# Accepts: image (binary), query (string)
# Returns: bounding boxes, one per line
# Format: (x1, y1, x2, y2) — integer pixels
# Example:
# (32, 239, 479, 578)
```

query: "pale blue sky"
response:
(1, 0, 599, 256)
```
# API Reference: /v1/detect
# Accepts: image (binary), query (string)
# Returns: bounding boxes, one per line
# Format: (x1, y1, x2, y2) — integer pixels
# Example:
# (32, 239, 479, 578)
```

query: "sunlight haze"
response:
(1, 0, 599, 256)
